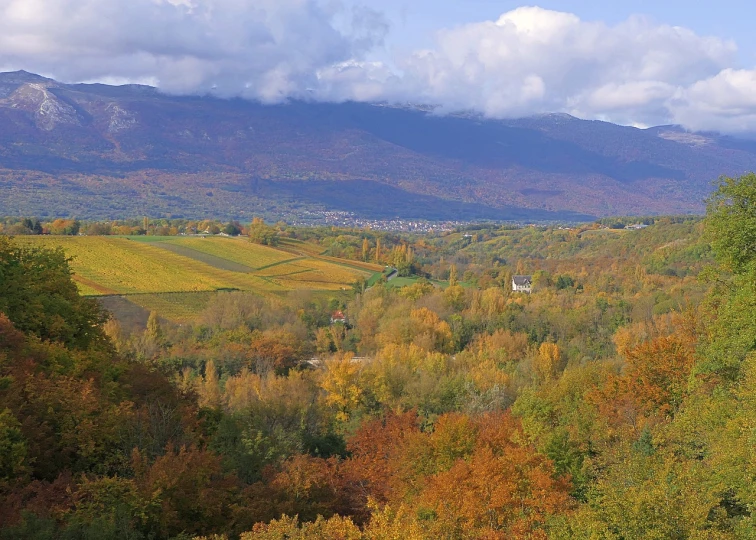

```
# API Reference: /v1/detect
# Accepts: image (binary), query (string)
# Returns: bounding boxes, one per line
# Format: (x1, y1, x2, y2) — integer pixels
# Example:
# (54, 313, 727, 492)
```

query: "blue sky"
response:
(361, 0, 754, 63)
(1, 0, 756, 131)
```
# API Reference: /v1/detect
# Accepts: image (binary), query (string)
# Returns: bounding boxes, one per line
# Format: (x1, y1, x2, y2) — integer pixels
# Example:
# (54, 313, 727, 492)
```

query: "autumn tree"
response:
(132, 445, 237, 537)
(534, 342, 561, 381)
(48, 218, 80, 235)
(248, 218, 278, 246)
(449, 264, 458, 287)
(320, 354, 363, 422)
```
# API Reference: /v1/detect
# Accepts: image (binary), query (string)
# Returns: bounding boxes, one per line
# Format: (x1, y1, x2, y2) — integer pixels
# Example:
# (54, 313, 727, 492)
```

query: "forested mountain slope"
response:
(1, 71, 756, 220)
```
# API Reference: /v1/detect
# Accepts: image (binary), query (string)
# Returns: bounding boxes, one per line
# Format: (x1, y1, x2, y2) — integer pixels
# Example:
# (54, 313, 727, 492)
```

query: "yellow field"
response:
(162, 237, 295, 269)
(128, 292, 218, 323)
(254, 259, 364, 289)
(16, 235, 378, 321)
(17, 237, 241, 294)
(277, 238, 327, 256)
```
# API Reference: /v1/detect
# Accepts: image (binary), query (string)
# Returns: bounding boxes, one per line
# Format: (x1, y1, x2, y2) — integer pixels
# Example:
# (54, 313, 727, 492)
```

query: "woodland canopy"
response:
(1, 175, 756, 538)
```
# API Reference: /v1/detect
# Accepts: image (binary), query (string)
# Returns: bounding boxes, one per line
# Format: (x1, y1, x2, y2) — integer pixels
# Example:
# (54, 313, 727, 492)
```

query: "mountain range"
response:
(1, 70, 755, 222)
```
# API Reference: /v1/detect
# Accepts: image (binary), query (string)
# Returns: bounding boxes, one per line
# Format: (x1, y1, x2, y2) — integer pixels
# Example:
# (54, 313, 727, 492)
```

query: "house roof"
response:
(331, 310, 346, 320)
(512, 275, 532, 286)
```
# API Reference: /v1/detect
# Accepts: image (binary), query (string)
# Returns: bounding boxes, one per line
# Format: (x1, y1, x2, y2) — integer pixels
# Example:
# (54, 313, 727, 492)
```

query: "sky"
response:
(1, 0, 755, 132)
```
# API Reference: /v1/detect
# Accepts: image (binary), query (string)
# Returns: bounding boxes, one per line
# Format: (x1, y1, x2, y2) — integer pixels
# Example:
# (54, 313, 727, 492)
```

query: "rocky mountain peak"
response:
(0, 70, 55, 99)
(6, 83, 81, 131)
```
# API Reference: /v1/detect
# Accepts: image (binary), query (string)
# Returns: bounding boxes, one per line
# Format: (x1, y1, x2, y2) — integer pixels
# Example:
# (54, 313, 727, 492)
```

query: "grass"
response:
(17, 237, 232, 294)
(17, 235, 375, 321)
(120, 236, 178, 242)
(277, 237, 327, 256)
(162, 236, 295, 270)
(127, 292, 219, 323)
(385, 277, 426, 288)
(153, 242, 255, 273)
(256, 259, 368, 288)
(379, 275, 459, 290)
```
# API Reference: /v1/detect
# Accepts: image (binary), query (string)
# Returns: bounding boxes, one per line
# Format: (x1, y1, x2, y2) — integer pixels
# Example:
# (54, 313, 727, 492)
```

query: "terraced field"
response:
(17, 235, 381, 322)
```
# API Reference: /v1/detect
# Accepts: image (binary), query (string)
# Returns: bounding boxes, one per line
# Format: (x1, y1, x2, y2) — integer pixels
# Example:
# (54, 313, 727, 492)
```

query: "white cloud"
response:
(669, 69, 756, 132)
(2, 2, 756, 132)
(0, 0, 388, 102)
(389, 7, 738, 126)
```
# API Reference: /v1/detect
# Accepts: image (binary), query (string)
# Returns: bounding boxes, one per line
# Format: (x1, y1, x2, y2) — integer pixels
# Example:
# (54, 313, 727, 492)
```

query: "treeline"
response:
(0, 217, 250, 237)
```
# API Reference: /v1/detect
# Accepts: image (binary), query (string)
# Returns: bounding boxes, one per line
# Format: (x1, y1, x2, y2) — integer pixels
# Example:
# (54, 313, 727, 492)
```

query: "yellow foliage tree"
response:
(223, 369, 263, 412)
(320, 354, 363, 421)
(535, 342, 561, 381)
(198, 360, 222, 409)
(449, 264, 458, 287)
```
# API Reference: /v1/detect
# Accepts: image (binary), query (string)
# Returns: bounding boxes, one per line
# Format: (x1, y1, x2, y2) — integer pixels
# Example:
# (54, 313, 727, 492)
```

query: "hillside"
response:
(15, 235, 381, 323)
(5, 202, 755, 538)
(1, 71, 756, 220)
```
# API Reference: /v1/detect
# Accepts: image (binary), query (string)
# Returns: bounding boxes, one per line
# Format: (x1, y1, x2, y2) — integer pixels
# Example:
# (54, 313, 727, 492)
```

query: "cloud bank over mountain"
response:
(1, 1, 756, 132)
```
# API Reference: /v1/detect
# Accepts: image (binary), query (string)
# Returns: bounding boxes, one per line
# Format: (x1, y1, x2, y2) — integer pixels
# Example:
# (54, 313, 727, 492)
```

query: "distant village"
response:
(288, 210, 473, 232)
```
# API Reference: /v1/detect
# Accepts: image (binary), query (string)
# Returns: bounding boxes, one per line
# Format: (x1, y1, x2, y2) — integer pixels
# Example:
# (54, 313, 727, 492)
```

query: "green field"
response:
(17, 236, 383, 322)
(384, 276, 454, 289)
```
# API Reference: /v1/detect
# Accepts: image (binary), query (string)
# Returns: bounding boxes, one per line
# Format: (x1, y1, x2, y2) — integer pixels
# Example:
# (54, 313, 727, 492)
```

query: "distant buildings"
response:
(512, 275, 532, 294)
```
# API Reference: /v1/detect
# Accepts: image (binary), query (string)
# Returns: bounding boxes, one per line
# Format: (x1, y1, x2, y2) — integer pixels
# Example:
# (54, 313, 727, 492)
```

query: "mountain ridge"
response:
(0, 71, 753, 221)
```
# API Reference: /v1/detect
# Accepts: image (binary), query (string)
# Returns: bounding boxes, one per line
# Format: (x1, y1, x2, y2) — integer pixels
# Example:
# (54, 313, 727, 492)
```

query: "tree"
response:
(704, 174, 756, 379)
(535, 342, 561, 381)
(199, 360, 223, 409)
(706, 173, 756, 274)
(555, 275, 574, 290)
(132, 445, 237, 538)
(449, 265, 458, 287)
(21, 218, 42, 235)
(320, 355, 363, 422)
(374, 238, 381, 263)
(0, 237, 108, 349)
(362, 238, 370, 262)
(48, 219, 80, 235)
(146, 311, 163, 343)
(248, 218, 278, 246)
(0, 408, 28, 482)
(224, 222, 242, 236)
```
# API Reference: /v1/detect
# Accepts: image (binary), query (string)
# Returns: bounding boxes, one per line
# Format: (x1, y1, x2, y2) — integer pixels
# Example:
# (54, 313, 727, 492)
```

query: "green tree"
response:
(555, 275, 574, 290)
(703, 173, 756, 379)
(224, 222, 242, 236)
(0, 409, 28, 482)
(0, 237, 108, 349)
(706, 173, 756, 274)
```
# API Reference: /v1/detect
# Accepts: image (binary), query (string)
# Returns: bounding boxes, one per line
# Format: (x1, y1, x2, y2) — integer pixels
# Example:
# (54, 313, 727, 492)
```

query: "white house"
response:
(512, 275, 532, 293)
